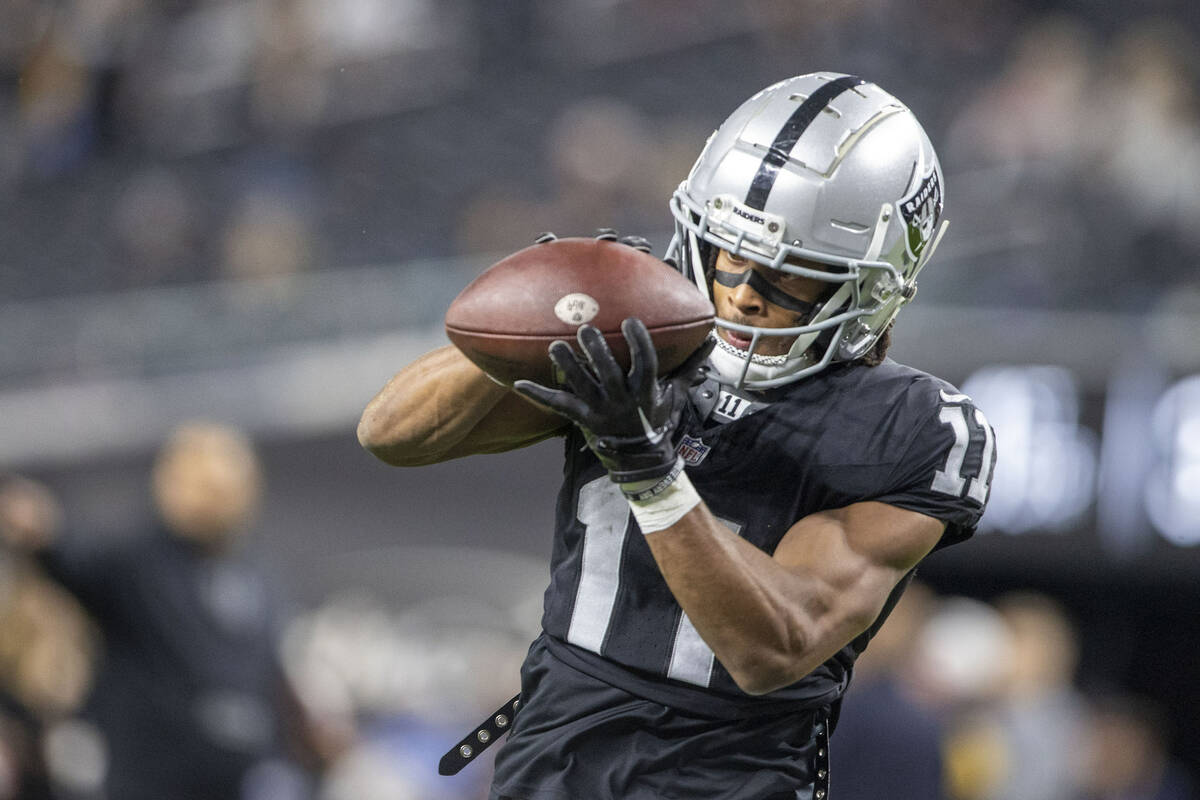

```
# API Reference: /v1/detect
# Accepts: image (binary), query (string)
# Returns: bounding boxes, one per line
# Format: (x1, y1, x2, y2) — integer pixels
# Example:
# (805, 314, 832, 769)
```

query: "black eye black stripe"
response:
(744, 76, 865, 212)
(714, 269, 815, 314)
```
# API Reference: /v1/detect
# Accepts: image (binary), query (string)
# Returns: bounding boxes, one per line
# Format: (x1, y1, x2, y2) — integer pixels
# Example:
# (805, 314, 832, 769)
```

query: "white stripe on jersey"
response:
(566, 476, 630, 653)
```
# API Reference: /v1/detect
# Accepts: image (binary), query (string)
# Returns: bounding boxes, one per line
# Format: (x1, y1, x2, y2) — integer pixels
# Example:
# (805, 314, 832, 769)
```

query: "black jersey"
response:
(538, 358, 995, 714)
(491, 635, 830, 800)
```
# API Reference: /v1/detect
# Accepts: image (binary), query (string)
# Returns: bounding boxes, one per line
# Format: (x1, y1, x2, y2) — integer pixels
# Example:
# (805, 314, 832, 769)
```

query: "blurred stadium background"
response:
(2, 0, 1200, 798)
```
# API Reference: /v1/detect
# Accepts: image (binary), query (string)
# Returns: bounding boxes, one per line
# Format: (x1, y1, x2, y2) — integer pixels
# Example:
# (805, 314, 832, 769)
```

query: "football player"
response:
(359, 73, 995, 800)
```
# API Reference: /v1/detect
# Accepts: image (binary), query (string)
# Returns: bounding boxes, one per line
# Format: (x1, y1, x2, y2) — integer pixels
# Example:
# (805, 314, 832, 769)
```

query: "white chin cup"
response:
(707, 331, 806, 388)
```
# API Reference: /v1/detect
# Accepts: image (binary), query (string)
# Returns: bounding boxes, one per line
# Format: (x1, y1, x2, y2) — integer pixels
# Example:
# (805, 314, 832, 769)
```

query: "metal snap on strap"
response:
(813, 712, 832, 800)
(438, 693, 522, 776)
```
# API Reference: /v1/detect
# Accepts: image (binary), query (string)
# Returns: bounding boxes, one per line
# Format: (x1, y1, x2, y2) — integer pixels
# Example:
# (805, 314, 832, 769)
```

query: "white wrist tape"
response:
(626, 469, 701, 534)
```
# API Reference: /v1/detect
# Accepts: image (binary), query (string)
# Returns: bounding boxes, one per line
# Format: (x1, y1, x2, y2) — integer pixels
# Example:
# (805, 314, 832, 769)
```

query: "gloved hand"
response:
(513, 319, 713, 490)
(592, 228, 654, 253)
(534, 229, 654, 253)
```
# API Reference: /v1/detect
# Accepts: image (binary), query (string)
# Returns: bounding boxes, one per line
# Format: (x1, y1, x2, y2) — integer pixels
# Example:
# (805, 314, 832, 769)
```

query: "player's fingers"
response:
(621, 318, 658, 407)
(547, 340, 603, 405)
(617, 235, 652, 253)
(576, 325, 626, 399)
(512, 380, 589, 424)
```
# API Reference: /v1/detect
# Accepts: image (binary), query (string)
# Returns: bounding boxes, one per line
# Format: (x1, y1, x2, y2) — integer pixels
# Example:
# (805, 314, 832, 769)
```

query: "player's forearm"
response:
(359, 346, 567, 465)
(357, 346, 512, 466)
(643, 504, 871, 695)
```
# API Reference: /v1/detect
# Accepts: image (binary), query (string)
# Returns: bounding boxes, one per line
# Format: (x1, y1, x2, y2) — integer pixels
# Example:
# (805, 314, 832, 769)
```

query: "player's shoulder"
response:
(788, 358, 972, 428)
(854, 358, 975, 410)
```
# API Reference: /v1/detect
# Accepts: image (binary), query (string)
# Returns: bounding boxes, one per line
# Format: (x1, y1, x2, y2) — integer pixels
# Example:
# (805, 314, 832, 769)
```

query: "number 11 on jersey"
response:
(566, 475, 740, 688)
(931, 396, 995, 505)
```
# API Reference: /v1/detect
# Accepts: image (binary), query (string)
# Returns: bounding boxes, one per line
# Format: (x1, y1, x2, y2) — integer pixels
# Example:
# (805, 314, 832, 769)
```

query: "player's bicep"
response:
(772, 502, 944, 638)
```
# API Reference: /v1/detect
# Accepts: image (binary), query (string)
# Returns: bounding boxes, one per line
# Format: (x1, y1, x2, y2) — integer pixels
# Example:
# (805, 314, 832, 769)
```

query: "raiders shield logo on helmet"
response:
(898, 169, 943, 262)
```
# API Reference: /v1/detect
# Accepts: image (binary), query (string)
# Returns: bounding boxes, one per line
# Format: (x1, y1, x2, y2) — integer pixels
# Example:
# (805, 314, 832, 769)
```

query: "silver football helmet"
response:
(667, 72, 948, 389)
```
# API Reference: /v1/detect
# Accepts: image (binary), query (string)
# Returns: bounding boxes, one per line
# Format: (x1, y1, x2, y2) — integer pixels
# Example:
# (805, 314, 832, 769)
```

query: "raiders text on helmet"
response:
(667, 73, 948, 389)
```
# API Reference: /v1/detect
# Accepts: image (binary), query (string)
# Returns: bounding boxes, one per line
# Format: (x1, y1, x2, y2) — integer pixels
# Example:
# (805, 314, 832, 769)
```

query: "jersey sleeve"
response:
(872, 390, 997, 549)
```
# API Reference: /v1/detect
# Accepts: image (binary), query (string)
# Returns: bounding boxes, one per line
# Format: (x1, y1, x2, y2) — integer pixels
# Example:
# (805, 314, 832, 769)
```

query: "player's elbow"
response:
(726, 652, 807, 696)
(729, 671, 786, 697)
(356, 414, 392, 460)
(730, 601, 881, 695)
(724, 628, 814, 696)
(725, 610, 856, 696)
(356, 413, 430, 467)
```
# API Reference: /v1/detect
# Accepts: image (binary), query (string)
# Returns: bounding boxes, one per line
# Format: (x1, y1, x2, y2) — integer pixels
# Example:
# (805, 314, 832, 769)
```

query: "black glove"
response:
(513, 319, 713, 487)
(592, 228, 653, 253)
(536, 229, 653, 253)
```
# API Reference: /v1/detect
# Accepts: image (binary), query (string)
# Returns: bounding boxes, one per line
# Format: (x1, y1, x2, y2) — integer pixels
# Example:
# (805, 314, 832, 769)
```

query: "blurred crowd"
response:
(2, 0, 1200, 798)
(1, 0, 1199, 316)
(2, 435, 1196, 799)
(0, 422, 536, 800)
(0, 423, 356, 800)
(833, 584, 1197, 800)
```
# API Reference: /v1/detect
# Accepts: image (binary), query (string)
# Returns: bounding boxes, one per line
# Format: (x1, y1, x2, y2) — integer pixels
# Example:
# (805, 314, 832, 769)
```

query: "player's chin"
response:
(758, 340, 796, 357)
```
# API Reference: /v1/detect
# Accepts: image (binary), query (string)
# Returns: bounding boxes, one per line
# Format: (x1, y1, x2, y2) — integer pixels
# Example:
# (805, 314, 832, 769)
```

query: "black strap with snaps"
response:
(813, 708, 832, 799)
(438, 693, 522, 776)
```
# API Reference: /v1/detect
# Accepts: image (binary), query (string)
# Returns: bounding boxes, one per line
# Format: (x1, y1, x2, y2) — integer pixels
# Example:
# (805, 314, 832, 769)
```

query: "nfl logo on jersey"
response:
(677, 434, 711, 466)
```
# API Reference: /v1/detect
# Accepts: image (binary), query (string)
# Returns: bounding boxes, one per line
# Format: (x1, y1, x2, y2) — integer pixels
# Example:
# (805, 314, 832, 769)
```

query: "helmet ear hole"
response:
(813, 282, 843, 313)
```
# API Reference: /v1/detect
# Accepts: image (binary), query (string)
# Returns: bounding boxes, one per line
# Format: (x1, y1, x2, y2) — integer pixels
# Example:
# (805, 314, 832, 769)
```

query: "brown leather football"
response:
(445, 238, 715, 386)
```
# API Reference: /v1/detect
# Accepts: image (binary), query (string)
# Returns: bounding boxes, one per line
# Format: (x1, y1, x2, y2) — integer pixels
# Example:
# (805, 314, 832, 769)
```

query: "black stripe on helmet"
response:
(744, 75, 865, 211)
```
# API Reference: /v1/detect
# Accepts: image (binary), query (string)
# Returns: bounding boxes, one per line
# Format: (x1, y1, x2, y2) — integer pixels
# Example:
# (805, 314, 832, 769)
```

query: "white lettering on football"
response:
(554, 293, 600, 325)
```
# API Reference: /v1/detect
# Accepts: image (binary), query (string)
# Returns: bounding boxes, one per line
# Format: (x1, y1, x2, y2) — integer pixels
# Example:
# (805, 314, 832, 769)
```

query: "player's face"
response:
(711, 249, 828, 356)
